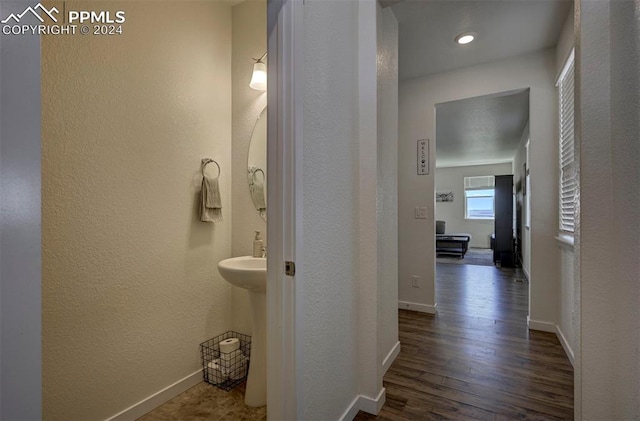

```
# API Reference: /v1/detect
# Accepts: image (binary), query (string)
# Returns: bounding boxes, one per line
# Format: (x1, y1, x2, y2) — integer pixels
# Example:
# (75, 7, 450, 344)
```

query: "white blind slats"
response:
(558, 51, 576, 233)
(464, 175, 494, 190)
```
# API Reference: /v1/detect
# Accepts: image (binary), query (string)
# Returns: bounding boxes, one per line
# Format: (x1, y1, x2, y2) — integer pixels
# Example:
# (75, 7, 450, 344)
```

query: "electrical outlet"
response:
(415, 207, 427, 219)
(411, 275, 420, 288)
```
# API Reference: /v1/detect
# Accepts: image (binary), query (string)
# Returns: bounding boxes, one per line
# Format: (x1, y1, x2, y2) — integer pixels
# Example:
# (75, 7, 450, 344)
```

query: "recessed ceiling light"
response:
(455, 32, 476, 45)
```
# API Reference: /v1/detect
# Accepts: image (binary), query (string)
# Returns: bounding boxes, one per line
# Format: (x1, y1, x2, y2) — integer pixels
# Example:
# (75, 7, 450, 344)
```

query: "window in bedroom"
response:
(464, 176, 495, 220)
(558, 49, 576, 233)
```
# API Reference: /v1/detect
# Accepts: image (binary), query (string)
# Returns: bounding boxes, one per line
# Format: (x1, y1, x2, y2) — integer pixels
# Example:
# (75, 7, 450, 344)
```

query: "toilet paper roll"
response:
(219, 350, 244, 374)
(221, 349, 243, 362)
(206, 359, 228, 384)
(219, 337, 240, 354)
(230, 358, 248, 380)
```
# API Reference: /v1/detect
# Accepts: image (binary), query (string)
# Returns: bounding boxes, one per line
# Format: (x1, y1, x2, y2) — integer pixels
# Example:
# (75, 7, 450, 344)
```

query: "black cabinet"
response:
(493, 175, 514, 267)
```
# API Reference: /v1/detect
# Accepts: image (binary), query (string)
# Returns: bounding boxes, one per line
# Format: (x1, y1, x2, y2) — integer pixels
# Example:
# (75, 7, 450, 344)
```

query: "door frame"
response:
(266, 0, 304, 419)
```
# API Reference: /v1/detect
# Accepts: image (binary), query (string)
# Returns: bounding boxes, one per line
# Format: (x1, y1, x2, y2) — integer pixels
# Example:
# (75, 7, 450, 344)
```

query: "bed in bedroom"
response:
(436, 234, 471, 258)
(435, 220, 471, 258)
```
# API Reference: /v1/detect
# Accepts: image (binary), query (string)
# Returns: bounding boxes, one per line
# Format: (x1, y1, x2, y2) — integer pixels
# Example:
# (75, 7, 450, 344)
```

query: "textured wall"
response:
(0, 2, 42, 419)
(231, 0, 267, 337)
(577, 0, 640, 418)
(608, 0, 639, 413)
(302, 0, 360, 418)
(41, 2, 233, 419)
(399, 49, 558, 325)
(376, 3, 399, 375)
(357, 0, 379, 401)
(435, 163, 513, 249)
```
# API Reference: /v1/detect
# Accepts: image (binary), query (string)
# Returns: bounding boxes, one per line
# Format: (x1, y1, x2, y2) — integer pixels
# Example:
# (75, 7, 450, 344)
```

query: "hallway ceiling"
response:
(385, 1, 568, 167)
(435, 89, 529, 168)
(389, 0, 572, 81)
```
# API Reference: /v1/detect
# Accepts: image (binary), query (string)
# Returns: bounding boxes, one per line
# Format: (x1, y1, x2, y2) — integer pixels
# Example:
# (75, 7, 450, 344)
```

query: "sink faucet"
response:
(261, 246, 267, 258)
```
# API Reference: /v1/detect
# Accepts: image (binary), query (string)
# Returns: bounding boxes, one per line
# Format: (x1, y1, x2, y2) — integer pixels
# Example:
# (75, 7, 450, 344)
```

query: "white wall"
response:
(512, 122, 530, 276)
(556, 9, 575, 80)
(300, 3, 397, 416)
(557, 242, 576, 364)
(301, 0, 361, 418)
(299, 0, 399, 417)
(357, 0, 380, 405)
(576, 0, 640, 418)
(231, 0, 267, 336)
(41, 3, 234, 419)
(399, 49, 559, 325)
(376, 3, 399, 381)
(435, 163, 513, 248)
(607, 1, 640, 413)
(0, 2, 42, 419)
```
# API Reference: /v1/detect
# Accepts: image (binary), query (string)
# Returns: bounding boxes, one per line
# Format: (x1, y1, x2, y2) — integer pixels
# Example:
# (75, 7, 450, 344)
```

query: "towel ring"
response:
(201, 158, 220, 178)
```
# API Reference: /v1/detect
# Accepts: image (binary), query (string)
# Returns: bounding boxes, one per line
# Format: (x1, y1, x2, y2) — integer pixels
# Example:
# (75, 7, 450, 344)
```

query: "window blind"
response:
(558, 50, 575, 233)
(464, 176, 494, 190)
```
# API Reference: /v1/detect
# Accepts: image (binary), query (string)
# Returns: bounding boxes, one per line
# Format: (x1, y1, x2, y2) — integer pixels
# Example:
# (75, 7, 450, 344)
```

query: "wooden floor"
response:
(355, 263, 574, 421)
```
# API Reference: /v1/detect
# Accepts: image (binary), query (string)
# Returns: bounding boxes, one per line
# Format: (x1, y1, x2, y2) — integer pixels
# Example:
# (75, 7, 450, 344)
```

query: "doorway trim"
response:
(266, 0, 304, 419)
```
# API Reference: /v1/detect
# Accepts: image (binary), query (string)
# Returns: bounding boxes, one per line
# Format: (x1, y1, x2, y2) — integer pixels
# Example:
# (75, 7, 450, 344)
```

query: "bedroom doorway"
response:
(433, 88, 530, 271)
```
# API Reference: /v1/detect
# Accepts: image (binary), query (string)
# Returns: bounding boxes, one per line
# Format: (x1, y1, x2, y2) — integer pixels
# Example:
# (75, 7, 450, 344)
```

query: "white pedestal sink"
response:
(217, 256, 266, 407)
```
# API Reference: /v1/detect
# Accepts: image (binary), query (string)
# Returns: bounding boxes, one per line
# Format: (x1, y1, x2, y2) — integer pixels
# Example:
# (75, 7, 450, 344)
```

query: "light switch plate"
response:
(415, 207, 427, 219)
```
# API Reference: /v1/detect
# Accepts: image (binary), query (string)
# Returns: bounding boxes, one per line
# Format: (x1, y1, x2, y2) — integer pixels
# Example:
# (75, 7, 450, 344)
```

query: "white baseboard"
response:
(523, 266, 530, 281)
(527, 316, 556, 333)
(555, 325, 575, 367)
(338, 388, 386, 421)
(105, 370, 202, 421)
(382, 341, 401, 375)
(528, 318, 575, 367)
(398, 300, 437, 314)
(358, 387, 386, 415)
(339, 341, 398, 419)
(339, 395, 361, 421)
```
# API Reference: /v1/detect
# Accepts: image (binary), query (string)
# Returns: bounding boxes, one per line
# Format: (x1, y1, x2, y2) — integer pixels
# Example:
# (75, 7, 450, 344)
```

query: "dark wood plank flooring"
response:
(356, 264, 573, 420)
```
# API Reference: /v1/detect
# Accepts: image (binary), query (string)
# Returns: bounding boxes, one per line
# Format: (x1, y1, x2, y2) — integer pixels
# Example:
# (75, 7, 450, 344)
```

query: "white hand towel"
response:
(200, 176, 223, 223)
(250, 179, 266, 211)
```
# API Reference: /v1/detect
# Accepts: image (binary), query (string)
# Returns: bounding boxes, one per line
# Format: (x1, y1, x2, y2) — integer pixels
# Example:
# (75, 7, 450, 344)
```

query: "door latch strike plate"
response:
(285, 261, 296, 276)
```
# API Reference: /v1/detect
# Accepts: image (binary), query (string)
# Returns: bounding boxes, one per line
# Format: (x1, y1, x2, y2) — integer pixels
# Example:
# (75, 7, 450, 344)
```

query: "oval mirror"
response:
(247, 107, 267, 221)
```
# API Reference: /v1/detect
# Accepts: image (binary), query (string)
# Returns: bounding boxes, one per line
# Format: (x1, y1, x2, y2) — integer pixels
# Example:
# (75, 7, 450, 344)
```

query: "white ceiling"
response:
(389, 0, 572, 81)
(385, 0, 570, 167)
(435, 89, 530, 168)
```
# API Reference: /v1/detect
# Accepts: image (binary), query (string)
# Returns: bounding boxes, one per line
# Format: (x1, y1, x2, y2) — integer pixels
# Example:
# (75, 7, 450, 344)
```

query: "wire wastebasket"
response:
(200, 331, 251, 391)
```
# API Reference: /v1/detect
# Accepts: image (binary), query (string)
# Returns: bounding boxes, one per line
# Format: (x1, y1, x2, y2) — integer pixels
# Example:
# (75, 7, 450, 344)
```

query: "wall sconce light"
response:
(250, 52, 267, 91)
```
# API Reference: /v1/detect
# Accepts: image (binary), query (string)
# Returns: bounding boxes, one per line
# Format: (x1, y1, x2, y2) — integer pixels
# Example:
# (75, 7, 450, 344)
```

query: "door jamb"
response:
(266, 0, 304, 419)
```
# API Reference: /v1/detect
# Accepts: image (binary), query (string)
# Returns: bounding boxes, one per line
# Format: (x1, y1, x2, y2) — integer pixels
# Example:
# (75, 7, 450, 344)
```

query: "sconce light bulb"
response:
(250, 61, 267, 91)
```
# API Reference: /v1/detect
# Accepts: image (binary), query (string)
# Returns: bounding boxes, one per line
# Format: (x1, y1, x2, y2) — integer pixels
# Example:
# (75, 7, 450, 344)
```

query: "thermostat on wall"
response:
(417, 139, 429, 175)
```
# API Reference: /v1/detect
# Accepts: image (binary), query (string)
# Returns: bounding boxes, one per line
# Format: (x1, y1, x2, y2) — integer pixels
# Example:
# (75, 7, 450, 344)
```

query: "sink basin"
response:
(217, 256, 266, 292)
(217, 256, 267, 407)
